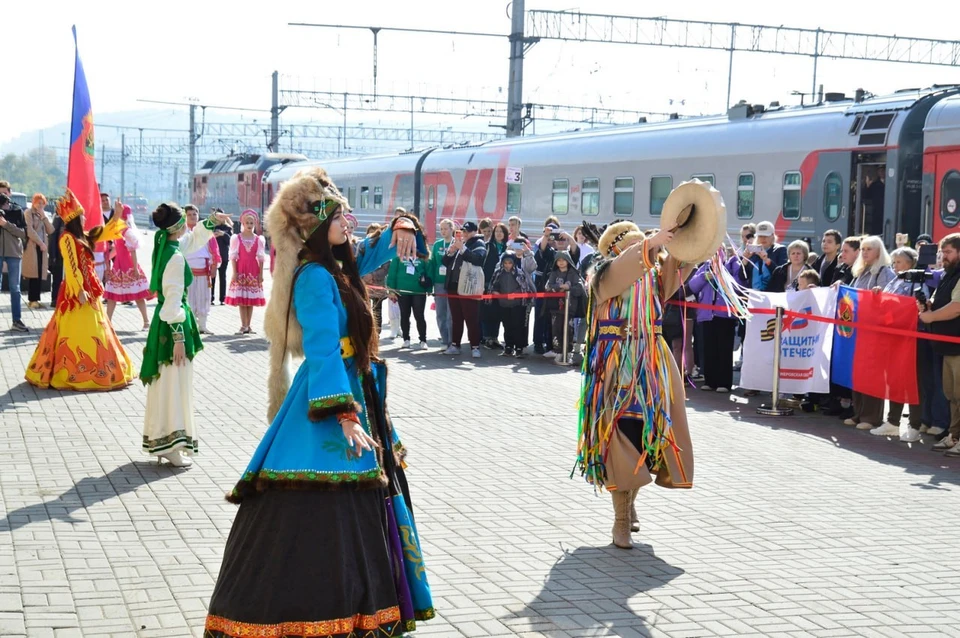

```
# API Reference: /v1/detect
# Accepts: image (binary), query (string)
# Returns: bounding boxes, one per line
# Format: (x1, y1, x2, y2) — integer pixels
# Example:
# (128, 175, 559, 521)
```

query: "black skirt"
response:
(204, 489, 406, 638)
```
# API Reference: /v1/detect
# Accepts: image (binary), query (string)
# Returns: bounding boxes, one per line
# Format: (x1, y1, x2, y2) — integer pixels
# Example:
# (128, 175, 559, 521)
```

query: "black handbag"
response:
(419, 272, 434, 290)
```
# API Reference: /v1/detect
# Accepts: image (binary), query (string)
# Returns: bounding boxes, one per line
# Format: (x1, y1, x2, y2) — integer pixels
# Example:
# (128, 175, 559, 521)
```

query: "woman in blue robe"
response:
(204, 168, 434, 637)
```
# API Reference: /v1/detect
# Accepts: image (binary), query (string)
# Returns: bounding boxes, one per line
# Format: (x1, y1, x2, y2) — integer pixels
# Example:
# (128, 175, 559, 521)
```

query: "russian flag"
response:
(67, 26, 102, 230)
(831, 285, 919, 404)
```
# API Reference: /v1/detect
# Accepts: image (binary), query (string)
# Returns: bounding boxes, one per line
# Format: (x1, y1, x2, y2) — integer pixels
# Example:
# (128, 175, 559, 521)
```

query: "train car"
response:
(193, 152, 307, 218)
(264, 85, 960, 246)
(262, 151, 425, 233)
(924, 94, 960, 240)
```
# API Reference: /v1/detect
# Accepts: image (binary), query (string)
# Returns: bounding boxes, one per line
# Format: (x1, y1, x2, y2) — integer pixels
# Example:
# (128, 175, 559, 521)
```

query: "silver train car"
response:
(263, 85, 960, 244)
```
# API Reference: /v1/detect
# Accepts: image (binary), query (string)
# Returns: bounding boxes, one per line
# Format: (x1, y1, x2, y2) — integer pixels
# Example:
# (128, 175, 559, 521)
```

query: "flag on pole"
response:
(67, 25, 102, 230)
(831, 285, 919, 404)
(739, 287, 837, 394)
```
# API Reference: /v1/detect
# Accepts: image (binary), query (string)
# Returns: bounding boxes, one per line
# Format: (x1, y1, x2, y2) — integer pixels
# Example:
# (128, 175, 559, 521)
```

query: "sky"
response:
(3, 0, 959, 150)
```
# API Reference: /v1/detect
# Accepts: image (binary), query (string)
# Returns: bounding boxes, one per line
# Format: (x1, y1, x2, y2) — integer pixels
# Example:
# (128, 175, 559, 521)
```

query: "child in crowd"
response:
(544, 251, 585, 363)
(798, 270, 820, 289)
(225, 210, 266, 334)
(489, 250, 536, 358)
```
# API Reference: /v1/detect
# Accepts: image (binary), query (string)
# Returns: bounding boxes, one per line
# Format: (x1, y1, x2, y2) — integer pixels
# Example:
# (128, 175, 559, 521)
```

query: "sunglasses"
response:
(744, 234, 755, 240)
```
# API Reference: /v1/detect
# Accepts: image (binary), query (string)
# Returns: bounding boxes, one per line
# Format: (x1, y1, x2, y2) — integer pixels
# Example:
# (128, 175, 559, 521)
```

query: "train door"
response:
(849, 155, 887, 238)
(932, 149, 960, 240)
(421, 173, 439, 242)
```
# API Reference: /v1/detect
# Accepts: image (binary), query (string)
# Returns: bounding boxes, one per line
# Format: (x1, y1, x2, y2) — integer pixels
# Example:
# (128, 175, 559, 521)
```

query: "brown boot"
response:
(611, 490, 633, 549)
(629, 488, 640, 532)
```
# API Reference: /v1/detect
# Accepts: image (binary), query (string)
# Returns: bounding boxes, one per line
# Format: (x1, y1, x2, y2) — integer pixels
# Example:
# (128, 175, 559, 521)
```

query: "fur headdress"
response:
(264, 167, 349, 421)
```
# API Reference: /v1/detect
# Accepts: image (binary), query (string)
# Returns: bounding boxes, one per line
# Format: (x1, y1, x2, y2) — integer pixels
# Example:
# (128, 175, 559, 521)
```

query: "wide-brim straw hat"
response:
(660, 179, 726, 263)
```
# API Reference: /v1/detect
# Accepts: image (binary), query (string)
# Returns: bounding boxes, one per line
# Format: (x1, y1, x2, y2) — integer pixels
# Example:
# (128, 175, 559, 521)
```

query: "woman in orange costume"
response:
(25, 189, 135, 391)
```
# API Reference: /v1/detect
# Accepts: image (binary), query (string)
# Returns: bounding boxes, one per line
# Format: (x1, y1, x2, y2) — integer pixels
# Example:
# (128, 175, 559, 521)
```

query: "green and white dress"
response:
(141, 219, 216, 456)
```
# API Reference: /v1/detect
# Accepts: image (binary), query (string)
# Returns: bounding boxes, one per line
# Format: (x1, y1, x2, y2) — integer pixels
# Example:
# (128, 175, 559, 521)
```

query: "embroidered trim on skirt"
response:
(225, 273, 266, 307)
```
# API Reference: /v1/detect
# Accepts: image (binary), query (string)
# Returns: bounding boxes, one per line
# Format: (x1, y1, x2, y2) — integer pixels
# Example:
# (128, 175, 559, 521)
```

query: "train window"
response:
(650, 176, 672, 217)
(582, 178, 600, 216)
(848, 115, 863, 135)
(941, 170, 960, 228)
(427, 186, 435, 211)
(823, 172, 843, 222)
(360, 187, 369, 209)
(373, 186, 383, 210)
(507, 183, 521, 214)
(613, 178, 634, 216)
(863, 113, 895, 130)
(737, 173, 755, 219)
(551, 179, 569, 214)
(237, 174, 244, 182)
(782, 171, 802, 220)
(347, 187, 356, 208)
(692, 174, 715, 186)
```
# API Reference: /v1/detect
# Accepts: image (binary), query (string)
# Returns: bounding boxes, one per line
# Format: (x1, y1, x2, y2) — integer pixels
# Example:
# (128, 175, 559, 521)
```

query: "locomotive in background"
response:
(191, 152, 306, 228)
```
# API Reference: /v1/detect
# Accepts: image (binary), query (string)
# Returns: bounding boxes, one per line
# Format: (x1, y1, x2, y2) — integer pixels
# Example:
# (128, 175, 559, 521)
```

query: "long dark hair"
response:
(298, 210, 377, 372)
(64, 217, 104, 255)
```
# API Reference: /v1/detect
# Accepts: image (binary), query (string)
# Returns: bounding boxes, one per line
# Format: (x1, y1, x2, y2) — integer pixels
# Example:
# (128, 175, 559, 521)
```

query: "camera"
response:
(897, 268, 934, 304)
(0, 193, 9, 208)
(897, 269, 933, 284)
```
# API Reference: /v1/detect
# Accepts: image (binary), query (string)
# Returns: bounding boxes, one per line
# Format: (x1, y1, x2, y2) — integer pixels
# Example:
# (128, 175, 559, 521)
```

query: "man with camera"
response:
(0, 180, 29, 332)
(919, 233, 960, 456)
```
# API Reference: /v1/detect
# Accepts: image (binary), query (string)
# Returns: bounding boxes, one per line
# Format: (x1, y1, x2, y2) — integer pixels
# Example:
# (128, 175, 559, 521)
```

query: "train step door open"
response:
(850, 155, 887, 239)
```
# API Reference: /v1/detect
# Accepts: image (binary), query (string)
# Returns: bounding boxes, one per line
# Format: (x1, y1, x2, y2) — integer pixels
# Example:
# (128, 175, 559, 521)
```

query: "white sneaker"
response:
(444, 345, 461, 355)
(418, 341, 427, 351)
(933, 434, 957, 450)
(543, 350, 557, 358)
(716, 387, 729, 393)
(870, 422, 900, 437)
(927, 426, 946, 436)
(900, 427, 921, 443)
(919, 424, 930, 433)
(402, 340, 411, 349)
(471, 347, 481, 358)
(855, 422, 875, 430)
(945, 441, 960, 457)
(843, 418, 858, 426)
(700, 385, 715, 392)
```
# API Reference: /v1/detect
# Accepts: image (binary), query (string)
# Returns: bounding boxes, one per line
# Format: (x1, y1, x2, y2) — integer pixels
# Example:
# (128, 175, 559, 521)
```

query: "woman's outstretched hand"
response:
(341, 420, 377, 457)
(391, 228, 417, 261)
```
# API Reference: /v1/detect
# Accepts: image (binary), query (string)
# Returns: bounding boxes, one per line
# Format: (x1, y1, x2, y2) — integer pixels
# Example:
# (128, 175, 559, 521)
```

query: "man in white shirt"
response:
(94, 192, 113, 282)
(182, 205, 220, 333)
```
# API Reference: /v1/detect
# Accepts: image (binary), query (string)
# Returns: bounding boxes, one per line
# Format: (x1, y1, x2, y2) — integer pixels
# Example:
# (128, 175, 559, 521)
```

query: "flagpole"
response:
(758, 305, 794, 416)
(67, 25, 79, 188)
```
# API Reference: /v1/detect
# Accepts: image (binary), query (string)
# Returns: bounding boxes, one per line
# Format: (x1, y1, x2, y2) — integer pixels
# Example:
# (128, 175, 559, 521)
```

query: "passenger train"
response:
(256, 85, 960, 246)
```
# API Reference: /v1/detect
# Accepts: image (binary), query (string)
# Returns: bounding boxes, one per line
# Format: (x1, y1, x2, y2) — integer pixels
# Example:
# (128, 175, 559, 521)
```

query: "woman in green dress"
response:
(141, 203, 231, 467)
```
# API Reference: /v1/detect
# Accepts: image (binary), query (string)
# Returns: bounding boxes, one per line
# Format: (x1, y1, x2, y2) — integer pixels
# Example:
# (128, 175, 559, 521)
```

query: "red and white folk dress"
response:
(225, 233, 266, 307)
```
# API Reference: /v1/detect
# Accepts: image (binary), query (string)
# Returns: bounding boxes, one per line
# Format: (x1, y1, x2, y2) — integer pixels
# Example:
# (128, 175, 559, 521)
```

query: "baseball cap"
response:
(756, 221, 775, 236)
(461, 221, 478, 232)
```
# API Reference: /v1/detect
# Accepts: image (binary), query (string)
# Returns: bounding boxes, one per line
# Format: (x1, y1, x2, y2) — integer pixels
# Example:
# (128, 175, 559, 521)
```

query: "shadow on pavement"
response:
(504, 544, 683, 637)
(687, 390, 960, 489)
(0, 460, 178, 533)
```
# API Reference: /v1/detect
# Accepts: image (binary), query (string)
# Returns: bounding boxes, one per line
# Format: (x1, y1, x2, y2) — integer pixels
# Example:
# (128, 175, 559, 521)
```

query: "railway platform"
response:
(0, 265, 959, 637)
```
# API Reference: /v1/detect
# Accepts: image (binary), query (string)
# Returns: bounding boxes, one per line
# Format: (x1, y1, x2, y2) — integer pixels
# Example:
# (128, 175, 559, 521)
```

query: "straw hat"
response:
(660, 179, 726, 263)
(597, 221, 645, 258)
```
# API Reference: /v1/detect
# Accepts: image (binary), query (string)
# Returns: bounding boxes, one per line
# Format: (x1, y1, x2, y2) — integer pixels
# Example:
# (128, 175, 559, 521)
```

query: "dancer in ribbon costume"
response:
(140, 203, 232, 467)
(103, 202, 154, 329)
(205, 168, 434, 638)
(25, 189, 135, 391)
(574, 222, 696, 550)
